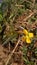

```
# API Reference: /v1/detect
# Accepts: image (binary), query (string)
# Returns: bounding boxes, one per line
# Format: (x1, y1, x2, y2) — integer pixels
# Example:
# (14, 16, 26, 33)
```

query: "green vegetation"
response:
(0, 0, 37, 65)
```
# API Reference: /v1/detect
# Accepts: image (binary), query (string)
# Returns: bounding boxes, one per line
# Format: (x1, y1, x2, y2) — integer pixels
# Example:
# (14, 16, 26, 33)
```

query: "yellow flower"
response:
(29, 33, 34, 38)
(22, 35, 31, 44)
(26, 35, 31, 43)
(23, 29, 28, 35)
(21, 28, 34, 44)
(26, 37, 31, 44)
(26, 35, 29, 39)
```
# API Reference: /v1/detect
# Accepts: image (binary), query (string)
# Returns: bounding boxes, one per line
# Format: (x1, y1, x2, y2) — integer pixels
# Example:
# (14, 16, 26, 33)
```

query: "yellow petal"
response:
(22, 36, 26, 42)
(26, 38, 31, 44)
(26, 35, 31, 44)
(29, 33, 34, 38)
(23, 29, 28, 35)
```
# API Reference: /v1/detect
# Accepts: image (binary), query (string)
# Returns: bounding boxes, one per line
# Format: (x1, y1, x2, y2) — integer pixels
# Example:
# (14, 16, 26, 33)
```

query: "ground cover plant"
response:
(0, 0, 37, 65)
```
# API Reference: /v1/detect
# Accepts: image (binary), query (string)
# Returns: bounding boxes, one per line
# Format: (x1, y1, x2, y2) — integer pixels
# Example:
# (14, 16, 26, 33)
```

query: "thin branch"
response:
(15, 4, 24, 7)
(5, 38, 21, 65)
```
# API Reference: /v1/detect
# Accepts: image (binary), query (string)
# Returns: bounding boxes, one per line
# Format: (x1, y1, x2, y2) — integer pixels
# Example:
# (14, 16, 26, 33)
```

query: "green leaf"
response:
(0, 24, 2, 33)
(0, 14, 3, 21)
(23, 57, 30, 65)
(22, 46, 28, 57)
(34, 48, 37, 57)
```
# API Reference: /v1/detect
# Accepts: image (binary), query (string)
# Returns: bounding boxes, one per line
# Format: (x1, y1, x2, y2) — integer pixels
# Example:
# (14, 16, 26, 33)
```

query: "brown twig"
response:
(15, 4, 24, 7)
(5, 38, 21, 65)
(23, 10, 37, 21)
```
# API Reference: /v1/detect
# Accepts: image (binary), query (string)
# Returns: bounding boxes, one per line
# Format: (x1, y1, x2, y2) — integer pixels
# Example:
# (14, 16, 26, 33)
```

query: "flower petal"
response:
(26, 38, 31, 44)
(23, 29, 28, 35)
(26, 35, 31, 44)
(29, 33, 34, 38)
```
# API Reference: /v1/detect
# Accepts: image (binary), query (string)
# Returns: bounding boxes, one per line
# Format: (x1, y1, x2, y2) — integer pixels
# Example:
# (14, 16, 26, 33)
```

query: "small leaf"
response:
(0, 24, 2, 33)
(0, 14, 3, 21)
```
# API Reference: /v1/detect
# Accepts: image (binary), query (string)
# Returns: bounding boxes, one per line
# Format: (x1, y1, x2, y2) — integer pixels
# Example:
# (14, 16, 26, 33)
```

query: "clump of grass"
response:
(0, 0, 37, 65)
